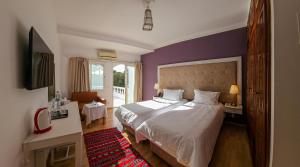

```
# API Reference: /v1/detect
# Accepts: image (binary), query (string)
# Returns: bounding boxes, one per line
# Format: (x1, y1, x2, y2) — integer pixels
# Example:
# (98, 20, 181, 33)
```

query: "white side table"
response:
(225, 103, 243, 115)
(224, 103, 244, 124)
(82, 102, 107, 126)
(23, 102, 83, 167)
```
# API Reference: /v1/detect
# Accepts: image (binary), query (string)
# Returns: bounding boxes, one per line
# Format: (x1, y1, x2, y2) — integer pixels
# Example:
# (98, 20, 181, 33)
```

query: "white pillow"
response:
(162, 89, 184, 101)
(193, 89, 220, 105)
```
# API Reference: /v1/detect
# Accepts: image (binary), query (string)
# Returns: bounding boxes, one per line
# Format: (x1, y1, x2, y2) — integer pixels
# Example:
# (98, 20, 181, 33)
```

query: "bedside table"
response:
(224, 103, 244, 124)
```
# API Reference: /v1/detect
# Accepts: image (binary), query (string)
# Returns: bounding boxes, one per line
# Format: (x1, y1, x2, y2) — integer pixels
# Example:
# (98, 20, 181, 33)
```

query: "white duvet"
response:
(135, 102, 225, 167)
(115, 97, 187, 130)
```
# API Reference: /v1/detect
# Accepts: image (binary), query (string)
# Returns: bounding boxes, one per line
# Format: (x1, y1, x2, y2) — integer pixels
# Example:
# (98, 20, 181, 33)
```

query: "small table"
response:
(82, 102, 107, 125)
(23, 102, 83, 167)
(224, 103, 244, 124)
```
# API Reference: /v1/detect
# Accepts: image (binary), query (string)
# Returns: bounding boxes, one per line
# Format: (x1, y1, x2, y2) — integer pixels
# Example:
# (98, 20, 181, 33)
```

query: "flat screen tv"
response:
(25, 27, 54, 90)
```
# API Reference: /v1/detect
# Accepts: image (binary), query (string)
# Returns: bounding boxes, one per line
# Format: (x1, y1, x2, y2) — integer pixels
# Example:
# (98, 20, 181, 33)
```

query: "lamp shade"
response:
(229, 85, 239, 95)
(154, 83, 159, 90)
(143, 7, 153, 31)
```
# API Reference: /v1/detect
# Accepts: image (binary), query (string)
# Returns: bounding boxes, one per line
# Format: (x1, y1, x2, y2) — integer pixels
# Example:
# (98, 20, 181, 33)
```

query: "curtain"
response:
(134, 62, 143, 102)
(68, 57, 90, 96)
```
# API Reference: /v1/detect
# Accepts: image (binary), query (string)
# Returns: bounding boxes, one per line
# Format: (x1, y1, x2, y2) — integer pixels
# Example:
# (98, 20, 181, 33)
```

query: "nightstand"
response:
(224, 103, 244, 124)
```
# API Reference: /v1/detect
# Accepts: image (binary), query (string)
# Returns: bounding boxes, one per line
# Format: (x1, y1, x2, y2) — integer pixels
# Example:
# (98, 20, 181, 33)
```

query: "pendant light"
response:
(143, 1, 153, 31)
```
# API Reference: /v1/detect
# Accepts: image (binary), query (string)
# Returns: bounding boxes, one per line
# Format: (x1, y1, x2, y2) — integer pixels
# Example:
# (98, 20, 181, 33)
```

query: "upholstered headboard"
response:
(158, 57, 242, 104)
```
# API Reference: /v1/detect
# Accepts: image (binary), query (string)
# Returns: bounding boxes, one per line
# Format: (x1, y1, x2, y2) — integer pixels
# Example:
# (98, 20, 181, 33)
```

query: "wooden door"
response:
(246, 0, 271, 166)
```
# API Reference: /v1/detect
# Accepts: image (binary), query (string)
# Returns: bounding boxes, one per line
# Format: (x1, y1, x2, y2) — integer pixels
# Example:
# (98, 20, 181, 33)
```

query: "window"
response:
(89, 63, 104, 90)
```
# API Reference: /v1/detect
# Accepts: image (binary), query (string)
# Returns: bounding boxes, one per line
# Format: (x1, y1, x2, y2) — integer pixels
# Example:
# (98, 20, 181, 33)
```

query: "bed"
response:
(135, 57, 242, 167)
(135, 101, 225, 167)
(115, 97, 187, 131)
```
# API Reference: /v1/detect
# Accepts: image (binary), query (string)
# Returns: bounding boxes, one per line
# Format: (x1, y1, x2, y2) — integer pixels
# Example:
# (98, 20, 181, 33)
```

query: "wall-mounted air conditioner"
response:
(97, 49, 117, 60)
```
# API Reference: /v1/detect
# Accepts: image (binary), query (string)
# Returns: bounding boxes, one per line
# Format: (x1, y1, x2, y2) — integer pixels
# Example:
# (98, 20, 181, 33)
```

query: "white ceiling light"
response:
(143, 0, 154, 31)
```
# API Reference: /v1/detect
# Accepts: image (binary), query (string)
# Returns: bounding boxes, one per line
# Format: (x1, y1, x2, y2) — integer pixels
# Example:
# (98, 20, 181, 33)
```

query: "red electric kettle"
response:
(34, 107, 52, 134)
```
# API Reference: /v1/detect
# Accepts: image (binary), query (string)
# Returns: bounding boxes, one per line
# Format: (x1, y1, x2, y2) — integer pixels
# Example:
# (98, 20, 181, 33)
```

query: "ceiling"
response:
(53, 0, 250, 54)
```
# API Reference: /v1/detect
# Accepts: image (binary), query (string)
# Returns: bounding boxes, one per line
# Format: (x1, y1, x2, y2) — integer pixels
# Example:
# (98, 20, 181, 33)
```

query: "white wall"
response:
(271, 0, 300, 166)
(60, 44, 140, 107)
(0, 0, 61, 166)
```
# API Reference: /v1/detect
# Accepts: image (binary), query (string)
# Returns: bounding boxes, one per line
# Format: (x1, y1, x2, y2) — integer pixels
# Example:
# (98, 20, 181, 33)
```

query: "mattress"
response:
(135, 101, 225, 167)
(114, 97, 187, 130)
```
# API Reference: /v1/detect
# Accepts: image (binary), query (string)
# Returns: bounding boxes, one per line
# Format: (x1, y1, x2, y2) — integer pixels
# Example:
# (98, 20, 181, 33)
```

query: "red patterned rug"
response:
(84, 128, 151, 167)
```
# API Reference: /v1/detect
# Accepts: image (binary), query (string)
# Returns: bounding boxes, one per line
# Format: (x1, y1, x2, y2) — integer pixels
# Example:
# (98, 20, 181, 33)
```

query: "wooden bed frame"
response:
(122, 124, 185, 167)
(122, 124, 135, 135)
(150, 142, 185, 167)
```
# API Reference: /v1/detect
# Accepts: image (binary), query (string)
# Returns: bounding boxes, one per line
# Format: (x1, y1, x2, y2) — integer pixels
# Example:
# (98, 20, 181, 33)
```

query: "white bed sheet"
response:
(114, 97, 187, 130)
(135, 102, 225, 167)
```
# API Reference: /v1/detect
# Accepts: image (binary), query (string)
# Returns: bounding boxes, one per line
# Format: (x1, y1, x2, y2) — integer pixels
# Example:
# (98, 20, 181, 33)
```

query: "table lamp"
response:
(154, 83, 160, 96)
(229, 84, 239, 106)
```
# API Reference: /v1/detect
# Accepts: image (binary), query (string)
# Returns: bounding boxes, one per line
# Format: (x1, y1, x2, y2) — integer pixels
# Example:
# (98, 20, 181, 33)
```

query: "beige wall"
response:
(271, 0, 300, 166)
(0, 0, 61, 166)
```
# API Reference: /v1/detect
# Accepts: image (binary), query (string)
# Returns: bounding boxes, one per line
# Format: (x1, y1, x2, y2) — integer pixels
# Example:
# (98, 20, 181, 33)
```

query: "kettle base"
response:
(34, 126, 52, 134)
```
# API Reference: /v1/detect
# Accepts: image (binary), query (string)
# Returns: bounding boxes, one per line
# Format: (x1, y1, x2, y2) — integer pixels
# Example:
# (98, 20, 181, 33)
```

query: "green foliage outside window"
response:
(113, 71, 125, 87)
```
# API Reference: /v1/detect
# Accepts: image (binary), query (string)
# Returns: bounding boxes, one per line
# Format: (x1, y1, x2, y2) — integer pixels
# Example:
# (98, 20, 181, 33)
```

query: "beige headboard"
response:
(158, 57, 242, 104)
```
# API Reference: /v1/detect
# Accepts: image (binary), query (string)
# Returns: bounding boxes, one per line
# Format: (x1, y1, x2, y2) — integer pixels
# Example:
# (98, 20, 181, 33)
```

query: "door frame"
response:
(246, 0, 272, 166)
(112, 62, 136, 107)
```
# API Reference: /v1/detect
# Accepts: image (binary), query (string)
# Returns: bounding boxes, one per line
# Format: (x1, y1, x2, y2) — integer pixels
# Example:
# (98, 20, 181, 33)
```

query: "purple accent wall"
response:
(141, 27, 248, 102)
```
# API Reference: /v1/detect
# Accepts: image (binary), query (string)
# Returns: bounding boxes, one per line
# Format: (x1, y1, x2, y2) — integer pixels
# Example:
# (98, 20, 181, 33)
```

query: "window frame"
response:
(89, 61, 105, 91)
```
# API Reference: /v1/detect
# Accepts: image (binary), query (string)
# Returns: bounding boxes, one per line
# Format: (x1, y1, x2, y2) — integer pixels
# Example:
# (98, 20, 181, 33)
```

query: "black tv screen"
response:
(26, 27, 54, 90)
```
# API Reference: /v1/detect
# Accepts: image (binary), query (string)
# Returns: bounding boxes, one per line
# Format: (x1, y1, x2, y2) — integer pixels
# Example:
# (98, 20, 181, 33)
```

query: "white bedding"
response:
(114, 97, 187, 130)
(135, 102, 225, 167)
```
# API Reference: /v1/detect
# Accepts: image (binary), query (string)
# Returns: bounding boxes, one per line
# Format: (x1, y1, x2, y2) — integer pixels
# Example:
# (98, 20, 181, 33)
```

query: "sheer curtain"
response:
(68, 57, 90, 96)
(134, 62, 143, 102)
